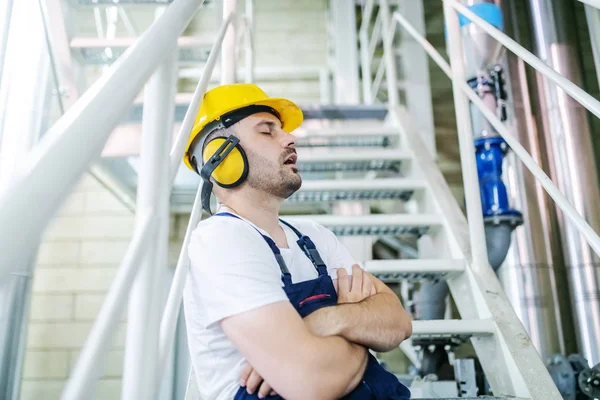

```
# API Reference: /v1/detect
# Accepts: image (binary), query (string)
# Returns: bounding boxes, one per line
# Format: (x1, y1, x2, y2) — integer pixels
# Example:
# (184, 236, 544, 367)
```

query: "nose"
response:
(280, 131, 297, 149)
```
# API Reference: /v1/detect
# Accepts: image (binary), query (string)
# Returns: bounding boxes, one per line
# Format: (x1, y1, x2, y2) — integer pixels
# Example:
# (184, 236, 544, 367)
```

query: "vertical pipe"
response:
(244, 0, 253, 83)
(0, 0, 14, 93)
(443, 0, 490, 269)
(221, 0, 237, 85)
(379, 0, 400, 108)
(498, 0, 575, 357)
(526, 0, 600, 365)
(329, 0, 360, 104)
(0, 1, 51, 398)
(121, 14, 177, 399)
(584, 4, 600, 90)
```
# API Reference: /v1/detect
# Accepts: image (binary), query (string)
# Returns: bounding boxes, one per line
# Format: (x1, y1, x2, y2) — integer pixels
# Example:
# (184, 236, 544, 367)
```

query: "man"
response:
(182, 83, 413, 400)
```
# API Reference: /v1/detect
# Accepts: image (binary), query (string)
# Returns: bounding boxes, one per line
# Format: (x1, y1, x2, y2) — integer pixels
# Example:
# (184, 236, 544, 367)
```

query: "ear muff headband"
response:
(196, 136, 249, 215)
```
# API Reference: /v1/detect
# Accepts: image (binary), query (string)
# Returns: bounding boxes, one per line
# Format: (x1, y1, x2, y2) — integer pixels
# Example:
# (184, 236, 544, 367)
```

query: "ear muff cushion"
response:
(202, 138, 248, 188)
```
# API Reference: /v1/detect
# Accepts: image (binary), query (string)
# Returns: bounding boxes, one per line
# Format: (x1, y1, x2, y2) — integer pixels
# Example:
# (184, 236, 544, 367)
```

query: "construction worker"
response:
(182, 83, 413, 400)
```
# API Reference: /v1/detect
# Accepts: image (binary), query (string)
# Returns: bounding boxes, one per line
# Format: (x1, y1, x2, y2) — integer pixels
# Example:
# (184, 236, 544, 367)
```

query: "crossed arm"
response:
(224, 264, 412, 399)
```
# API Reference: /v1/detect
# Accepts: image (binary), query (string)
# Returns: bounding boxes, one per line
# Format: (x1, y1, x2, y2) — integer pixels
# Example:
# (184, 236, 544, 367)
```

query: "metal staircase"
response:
(3, 0, 600, 399)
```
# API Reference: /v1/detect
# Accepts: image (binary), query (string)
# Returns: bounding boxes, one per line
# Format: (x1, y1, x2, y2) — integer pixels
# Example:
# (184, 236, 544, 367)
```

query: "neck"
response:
(221, 188, 282, 234)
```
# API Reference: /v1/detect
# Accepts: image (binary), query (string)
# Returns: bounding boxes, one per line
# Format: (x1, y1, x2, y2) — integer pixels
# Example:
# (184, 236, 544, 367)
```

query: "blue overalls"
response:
(216, 213, 411, 400)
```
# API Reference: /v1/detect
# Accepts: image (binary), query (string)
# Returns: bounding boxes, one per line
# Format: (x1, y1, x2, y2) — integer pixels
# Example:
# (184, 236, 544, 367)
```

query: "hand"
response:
(336, 264, 376, 304)
(240, 363, 277, 398)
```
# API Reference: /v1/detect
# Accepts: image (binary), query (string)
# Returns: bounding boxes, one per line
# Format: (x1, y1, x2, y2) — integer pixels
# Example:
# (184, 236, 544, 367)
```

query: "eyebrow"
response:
(255, 120, 280, 130)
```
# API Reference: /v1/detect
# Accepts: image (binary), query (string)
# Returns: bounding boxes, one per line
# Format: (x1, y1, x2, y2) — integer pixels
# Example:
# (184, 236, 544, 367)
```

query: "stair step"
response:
(412, 319, 495, 340)
(70, 0, 176, 3)
(288, 178, 425, 203)
(70, 37, 212, 65)
(301, 104, 388, 120)
(284, 214, 442, 237)
(297, 149, 411, 173)
(364, 259, 465, 282)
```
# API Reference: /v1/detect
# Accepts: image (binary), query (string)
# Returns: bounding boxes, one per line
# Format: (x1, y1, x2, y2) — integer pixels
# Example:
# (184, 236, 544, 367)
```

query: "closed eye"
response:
(260, 131, 272, 135)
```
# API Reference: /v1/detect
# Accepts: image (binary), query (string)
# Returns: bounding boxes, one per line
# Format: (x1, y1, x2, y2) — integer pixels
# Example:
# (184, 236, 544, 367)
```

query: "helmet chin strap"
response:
(197, 136, 241, 215)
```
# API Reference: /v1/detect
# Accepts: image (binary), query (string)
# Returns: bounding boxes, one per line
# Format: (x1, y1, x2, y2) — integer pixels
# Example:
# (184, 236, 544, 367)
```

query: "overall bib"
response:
(216, 213, 411, 400)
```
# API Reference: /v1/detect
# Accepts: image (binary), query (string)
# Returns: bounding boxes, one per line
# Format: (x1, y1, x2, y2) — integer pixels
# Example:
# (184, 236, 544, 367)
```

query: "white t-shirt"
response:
(183, 207, 355, 400)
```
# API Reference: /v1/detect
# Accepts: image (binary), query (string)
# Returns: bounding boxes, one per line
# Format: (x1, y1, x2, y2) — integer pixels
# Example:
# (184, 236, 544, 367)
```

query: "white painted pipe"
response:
(379, 0, 400, 108)
(450, 0, 600, 122)
(61, 213, 156, 400)
(221, 0, 237, 84)
(169, 12, 234, 184)
(0, 0, 206, 282)
(393, 10, 600, 258)
(157, 182, 204, 377)
(122, 23, 177, 399)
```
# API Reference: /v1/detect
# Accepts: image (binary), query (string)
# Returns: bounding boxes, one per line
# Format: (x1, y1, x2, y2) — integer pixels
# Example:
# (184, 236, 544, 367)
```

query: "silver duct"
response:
(525, 0, 600, 365)
(495, 0, 573, 358)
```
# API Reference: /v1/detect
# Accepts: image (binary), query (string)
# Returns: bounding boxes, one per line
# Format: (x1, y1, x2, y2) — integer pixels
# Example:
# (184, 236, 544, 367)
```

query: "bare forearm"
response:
(306, 335, 369, 398)
(309, 293, 412, 352)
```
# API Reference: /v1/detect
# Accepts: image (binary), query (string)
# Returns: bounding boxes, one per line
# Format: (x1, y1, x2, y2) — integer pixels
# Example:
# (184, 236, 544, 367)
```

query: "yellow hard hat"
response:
(183, 83, 303, 171)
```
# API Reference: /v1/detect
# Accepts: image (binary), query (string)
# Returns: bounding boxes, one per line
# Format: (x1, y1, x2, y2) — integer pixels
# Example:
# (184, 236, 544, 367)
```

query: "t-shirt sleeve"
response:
(310, 221, 357, 277)
(186, 219, 288, 328)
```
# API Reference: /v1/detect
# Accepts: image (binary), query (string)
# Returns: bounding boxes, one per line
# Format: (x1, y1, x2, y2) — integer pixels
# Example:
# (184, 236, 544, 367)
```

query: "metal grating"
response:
(296, 136, 392, 148)
(372, 270, 455, 282)
(297, 160, 402, 173)
(287, 189, 414, 203)
(328, 225, 430, 237)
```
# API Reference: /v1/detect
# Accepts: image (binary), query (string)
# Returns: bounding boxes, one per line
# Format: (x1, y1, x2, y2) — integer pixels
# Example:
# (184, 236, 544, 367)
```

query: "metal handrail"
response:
(0, 0, 206, 282)
(390, 4, 600, 258)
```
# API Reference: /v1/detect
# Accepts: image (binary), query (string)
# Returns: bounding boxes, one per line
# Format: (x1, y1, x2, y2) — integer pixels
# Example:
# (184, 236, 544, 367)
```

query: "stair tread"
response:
(297, 149, 411, 162)
(412, 319, 495, 337)
(364, 259, 464, 282)
(297, 178, 426, 191)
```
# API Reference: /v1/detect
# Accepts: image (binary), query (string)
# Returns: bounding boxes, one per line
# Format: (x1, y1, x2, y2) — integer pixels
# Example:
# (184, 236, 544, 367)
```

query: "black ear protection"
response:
(188, 105, 280, 215)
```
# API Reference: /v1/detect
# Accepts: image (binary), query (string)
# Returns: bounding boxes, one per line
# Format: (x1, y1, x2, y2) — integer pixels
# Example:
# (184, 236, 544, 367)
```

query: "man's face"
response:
(235, 112, 302, 199)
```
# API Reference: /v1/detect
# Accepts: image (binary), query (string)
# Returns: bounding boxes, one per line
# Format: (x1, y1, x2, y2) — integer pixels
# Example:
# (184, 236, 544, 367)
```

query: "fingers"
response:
(245, 368, 264, 395)
(351, 264, 363, 293)
(239, 363, 253, 387)
(362, 270, 373, 297)
(337, 268, 350, 293)
(258, 381, 275, 399)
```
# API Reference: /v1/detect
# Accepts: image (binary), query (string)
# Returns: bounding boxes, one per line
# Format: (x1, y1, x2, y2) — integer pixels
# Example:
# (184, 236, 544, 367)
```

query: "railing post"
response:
(442, 0, 490, 269)
(379, 0, 400, 108)
(121, 11, 177, 398)
(221, 0, 237, 84)
(0, 0, 14, 90)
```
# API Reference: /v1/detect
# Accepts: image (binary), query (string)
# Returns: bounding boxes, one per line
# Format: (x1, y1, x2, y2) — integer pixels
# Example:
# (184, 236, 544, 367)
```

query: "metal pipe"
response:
(449, 0, 600, 122)
(393, 10, 600, 260)
(61, 214, 156, 400)
(0, 2, 51, 397)
(498, 0, 572, 357)
(583, 4, 600, 89)
(244, 0, 253, 83)
(118, 7, 139, 36)
(379, 0, 400, 108)
(0, 0, 205, 281)
(443, 0, 491, 270)
(525, 0, 600, 365)
(0, 0, 14, 91)
(221, 0, 237, 84)
(168, 12, 234, 185)
(122, 24, 177, 399)
(158, 183, 203, 376)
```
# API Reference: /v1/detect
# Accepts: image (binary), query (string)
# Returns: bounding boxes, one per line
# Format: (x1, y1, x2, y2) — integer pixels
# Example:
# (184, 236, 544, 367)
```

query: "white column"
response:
(329, 0, 360, 104)
(398, 0, 436, 157)
(121, 10, 177, 397)
(244, 0, 254, 83)
(0, 1, 51, 399)
(221, 0, 237, 84)
(379, 0, 400, 108)
(0, 0, 14, 91)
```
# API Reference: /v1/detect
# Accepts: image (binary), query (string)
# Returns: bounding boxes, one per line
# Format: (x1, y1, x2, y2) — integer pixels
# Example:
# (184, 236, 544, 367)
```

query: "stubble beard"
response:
(245, 152, 302, 199)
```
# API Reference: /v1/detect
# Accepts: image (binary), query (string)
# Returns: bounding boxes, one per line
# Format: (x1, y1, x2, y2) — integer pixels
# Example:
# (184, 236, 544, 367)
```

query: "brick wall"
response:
(21, 175, 188, 399)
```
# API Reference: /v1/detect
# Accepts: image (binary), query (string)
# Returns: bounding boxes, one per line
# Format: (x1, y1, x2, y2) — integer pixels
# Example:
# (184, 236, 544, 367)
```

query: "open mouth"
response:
(283, 154, 298, 165)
